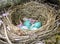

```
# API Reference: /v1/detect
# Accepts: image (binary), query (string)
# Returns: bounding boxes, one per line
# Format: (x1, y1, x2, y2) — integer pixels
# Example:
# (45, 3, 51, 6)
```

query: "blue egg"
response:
(21, 26, 28, 30)
(24, 20, 31, 28)
(30, 27, 38, 30)
(33, 22, 42, 28)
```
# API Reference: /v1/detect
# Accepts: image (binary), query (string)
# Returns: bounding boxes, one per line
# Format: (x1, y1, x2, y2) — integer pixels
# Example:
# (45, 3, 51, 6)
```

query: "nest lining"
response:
(10, 1, 56, 32)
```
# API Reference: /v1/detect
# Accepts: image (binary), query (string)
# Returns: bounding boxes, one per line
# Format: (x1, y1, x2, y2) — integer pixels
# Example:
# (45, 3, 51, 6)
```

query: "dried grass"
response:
(0, 1, 59, 44)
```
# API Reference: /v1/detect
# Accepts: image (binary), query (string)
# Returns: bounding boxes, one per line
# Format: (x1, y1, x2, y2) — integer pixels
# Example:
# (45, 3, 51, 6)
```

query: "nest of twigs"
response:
(0, 1, 59, 44)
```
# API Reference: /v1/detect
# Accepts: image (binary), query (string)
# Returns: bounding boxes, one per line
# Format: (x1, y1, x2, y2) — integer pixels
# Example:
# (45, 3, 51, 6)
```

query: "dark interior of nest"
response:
(11, 9, 47, 26)
(11, 2, 48, 26)
(10, 1, 55, 33)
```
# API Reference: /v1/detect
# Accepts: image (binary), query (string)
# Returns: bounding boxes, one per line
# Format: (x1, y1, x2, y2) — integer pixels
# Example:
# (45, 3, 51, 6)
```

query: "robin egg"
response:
(33, 22, 42, 28)
(21, 26, 28, 30)
(24, 20, 31, 28)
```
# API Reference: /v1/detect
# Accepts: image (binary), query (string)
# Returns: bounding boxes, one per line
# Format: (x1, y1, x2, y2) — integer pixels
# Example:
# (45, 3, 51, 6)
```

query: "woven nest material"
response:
(0, 1, 59, 44)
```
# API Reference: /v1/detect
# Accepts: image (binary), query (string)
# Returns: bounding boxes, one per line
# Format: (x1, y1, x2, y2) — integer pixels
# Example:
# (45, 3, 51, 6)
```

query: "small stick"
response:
(3, 23, 12, 44)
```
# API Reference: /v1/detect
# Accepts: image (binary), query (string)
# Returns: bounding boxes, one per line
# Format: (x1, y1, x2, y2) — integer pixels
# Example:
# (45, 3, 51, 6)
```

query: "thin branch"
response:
(3, 23, 12, 44)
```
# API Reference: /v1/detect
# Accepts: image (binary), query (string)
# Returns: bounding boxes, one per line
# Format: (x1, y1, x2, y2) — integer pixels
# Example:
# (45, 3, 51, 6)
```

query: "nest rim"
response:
(1, 0, 57, 41)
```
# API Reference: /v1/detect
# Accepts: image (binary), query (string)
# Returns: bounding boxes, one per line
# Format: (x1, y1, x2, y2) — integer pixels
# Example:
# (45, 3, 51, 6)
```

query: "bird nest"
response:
(0, 1, 59, 44)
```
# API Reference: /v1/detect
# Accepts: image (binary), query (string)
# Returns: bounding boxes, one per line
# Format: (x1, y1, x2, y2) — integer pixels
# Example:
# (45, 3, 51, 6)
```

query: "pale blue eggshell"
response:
(21, 26, 28, 30)
(30, 27, 38, 30)
(24, 20, 31, 28)
(33, 22, 42, 28)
